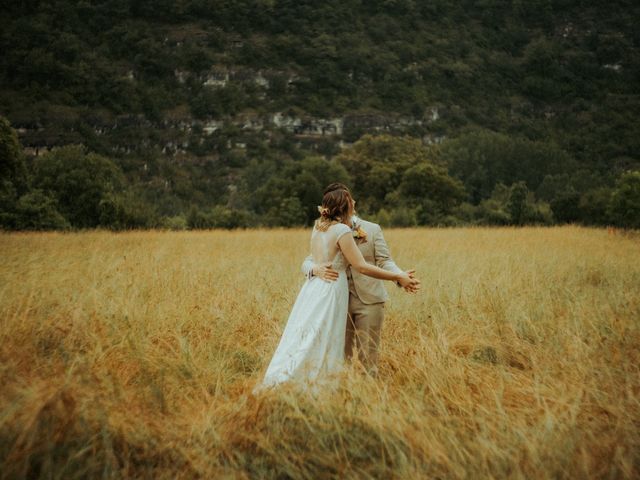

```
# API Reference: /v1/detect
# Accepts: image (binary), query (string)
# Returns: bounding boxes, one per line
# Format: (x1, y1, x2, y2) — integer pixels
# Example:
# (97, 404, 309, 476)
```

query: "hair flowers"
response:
(317, 205, 330, 217)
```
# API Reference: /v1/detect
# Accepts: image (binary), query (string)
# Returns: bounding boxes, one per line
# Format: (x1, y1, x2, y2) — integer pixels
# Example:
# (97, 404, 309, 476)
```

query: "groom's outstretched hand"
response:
(313, 262, 339, 282)
(403, 269, 421, 293)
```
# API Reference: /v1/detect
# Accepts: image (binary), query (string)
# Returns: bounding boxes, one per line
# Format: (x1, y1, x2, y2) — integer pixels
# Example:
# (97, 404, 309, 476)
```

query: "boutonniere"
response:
(353, 225, 367, 243)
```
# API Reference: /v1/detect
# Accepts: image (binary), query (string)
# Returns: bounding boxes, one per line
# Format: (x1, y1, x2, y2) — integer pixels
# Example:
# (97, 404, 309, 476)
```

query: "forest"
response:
(1, 0, 639, 229)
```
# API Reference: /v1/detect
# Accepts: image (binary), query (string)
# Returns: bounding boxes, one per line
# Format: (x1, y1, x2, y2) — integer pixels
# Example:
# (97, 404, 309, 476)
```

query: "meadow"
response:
(0, 227, 638, 479)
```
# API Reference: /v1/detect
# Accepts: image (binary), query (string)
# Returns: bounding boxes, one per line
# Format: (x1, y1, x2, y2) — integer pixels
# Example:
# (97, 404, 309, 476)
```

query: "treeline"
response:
(2, 117, 638, 230)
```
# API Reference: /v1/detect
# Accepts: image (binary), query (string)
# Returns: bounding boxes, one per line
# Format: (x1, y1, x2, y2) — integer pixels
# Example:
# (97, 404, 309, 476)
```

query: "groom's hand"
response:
(313, 262, 339, 282)
(403, 269, 421, 293)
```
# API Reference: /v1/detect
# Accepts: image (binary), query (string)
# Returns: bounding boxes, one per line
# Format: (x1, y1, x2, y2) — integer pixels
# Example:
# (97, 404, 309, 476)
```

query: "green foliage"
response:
(335, 134, 467, 225)
(550, 192, 582, 224)
(187, 205, 253, 229)
(242, 154, 351, 226)
(457, 182, 553, 226)
(264, 196, 306, 227)
(579, 187, 613, 226)
(336, 135, 437, 211)
(160, 215, 189, 231)
(293, 156, 352, 223)
(1, 4, 639, 229)
(0, 180, 19, 228)
(440, 130, 575, 204)
(508, 182, 529, 226)
(399, 162, 467, 217)
(389, 207, 418, 227)
(0, 117, 69, 230)
(13, 190, 70, 230)
(538, 171, 617, 225)
(2, 113, 638, 230)
(99, 191, 158, 230)
(189, 85, 250, 119)
(0, 116, 28, 194)
(609, 171, 640, 229)
(32, 146, 125, 228)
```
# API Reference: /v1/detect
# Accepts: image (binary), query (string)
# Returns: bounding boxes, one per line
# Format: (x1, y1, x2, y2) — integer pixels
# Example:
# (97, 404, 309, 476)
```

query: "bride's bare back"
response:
(310, 222, 351, 271)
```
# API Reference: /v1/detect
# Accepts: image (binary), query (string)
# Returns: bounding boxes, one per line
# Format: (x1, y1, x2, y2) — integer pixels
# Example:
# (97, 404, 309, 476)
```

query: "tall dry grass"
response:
(0, 227, 638, 479)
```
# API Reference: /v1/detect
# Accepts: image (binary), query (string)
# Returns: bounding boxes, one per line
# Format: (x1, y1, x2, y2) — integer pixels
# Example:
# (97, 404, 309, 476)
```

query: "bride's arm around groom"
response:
(301, 219, 418, 292)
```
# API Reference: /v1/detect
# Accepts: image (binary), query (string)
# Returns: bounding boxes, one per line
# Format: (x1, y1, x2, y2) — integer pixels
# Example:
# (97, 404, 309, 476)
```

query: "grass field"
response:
(0, 227, 638, 479)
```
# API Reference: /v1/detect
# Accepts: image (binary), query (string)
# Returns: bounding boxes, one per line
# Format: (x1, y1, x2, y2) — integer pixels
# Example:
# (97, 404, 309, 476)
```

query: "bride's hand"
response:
(313, 262, 339, 282)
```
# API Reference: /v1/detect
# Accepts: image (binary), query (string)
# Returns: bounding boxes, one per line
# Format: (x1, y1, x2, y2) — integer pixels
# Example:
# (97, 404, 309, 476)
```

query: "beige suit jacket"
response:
(301, 218, 403, 304)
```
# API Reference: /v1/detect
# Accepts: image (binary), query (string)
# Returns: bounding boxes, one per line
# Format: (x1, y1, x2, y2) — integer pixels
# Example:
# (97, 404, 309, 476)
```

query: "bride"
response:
(254, 187, 418, 393)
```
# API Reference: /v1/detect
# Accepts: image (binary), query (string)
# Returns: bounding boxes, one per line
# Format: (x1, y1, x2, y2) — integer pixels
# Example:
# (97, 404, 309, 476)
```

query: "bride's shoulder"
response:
(314, 219, 343, 232)
(331, 222, 352, 238)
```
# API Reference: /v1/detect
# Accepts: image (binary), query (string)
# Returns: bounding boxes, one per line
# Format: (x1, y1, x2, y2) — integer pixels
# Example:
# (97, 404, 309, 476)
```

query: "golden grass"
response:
(0, 226, 638, 479)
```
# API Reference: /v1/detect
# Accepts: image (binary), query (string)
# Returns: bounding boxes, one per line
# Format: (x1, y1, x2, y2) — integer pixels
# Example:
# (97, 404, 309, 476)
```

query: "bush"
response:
(187, 205, 253, 229)
(0, 180, 18, 228)
(264, 197, 306, 227)
(369, 208, 392, 228)
(477, 199, 511, 225)
(0, 116, 28, 194)
(441, 130, 575, 204)
(389, 207, 417, 227)
(160, 215, 188, 230)
(608, 171, 640, 229)
(550, 192, 581, 223)
(13, 190, 70, 230)
(99, 191, 157, 230)
(32, 145, 125, 228)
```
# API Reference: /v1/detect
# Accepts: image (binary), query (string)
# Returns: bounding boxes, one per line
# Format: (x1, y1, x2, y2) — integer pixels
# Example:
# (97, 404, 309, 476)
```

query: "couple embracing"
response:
(254, 183, 421, 393)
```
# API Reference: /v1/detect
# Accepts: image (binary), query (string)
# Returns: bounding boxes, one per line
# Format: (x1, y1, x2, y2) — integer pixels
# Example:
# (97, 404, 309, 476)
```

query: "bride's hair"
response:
(315, 188, 353, 232)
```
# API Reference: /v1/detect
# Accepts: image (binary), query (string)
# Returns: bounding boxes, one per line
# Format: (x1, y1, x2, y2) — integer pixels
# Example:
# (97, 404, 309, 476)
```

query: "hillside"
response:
(1, 1, 639, 228)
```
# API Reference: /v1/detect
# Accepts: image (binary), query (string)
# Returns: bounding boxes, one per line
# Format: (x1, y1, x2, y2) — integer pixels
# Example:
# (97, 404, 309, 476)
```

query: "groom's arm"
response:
(301, 254, 314, 280)
(373, 224, 421, 293)
(373, 226, 403, 275)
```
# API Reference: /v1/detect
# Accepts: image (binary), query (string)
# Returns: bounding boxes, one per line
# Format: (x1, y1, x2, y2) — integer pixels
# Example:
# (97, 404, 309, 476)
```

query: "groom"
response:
(301, 183, 420, 376)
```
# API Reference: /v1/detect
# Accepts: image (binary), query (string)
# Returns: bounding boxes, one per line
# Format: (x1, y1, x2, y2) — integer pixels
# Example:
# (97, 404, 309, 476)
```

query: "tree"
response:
(335, 134, 468, 225)
(265, 196, 306, 227)
(609, 171, 640, 229)
(13, 190, 70, 230)
(508, 181, 529, 225)
(0, 117, 31, 229)
(0, 180, 19, 228)
(399, 162, 468, 225)
(335, 134, 440, 213)
(441, 130, 575, 204)
(32, 145, 125, 228)
(550, 191, 581, 224)
(399, 162, 467, 213)
(293, 156, 351, 224)
(187, 205, 253, 229)
(98, 190, 157, 230)
(0, 116, 28, 195)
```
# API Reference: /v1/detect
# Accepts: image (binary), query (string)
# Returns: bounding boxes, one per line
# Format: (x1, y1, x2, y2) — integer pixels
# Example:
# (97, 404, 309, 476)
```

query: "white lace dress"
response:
(255, 223, 352, 393)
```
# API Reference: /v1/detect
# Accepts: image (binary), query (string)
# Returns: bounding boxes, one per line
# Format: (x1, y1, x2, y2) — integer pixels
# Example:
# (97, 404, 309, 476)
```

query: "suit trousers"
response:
(345, 294, 384, 376)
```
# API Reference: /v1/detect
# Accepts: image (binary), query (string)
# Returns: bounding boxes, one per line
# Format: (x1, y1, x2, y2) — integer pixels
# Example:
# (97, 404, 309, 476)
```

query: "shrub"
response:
(608, 171, 640, 229)
(13, 190, 70, 230)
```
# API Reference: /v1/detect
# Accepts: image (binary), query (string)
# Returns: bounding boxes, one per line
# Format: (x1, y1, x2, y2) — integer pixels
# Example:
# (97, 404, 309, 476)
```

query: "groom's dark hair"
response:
(324, 183, 351, 195)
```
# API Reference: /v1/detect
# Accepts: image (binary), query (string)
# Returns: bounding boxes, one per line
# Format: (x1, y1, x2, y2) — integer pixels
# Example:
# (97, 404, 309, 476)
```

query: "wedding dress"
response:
(254, 222, 352, 393)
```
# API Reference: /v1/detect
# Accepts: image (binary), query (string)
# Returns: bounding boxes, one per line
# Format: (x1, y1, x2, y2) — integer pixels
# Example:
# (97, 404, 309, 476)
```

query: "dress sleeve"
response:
(334, 223, 352, 244)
